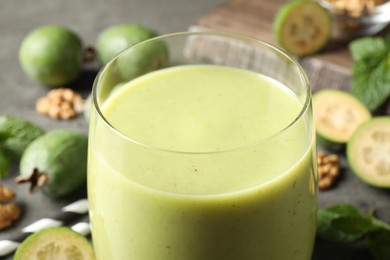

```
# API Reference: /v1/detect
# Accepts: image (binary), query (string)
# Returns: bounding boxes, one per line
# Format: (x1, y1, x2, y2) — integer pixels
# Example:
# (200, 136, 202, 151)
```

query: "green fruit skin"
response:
(14, 227, 95, 260)
(19, 25, 83, 87)
(347, 117, 390, 188)
(0, 115, 45, 161)
(117, 40, 169, 81)
(19, 129, 88, 197)
(96, 23, 158, 64)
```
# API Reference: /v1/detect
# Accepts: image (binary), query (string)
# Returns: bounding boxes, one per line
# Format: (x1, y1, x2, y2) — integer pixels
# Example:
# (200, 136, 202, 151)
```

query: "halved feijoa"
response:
(14, 227, 95, 260)
(347, 117, 390, 188)
(313, 89, 371, 150)
(274, 0, 332, 57)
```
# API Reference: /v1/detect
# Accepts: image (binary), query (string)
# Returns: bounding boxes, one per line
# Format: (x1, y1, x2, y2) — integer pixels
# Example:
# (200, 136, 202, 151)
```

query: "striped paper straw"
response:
(0, 198, 90, 257)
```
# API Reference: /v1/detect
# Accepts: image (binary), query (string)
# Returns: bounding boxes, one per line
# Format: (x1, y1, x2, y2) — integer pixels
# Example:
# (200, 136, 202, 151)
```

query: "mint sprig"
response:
(317, 204, 390, 260)
(349, 36, 390, 111)
(367, 229, 390, 260)
(0, 130, 11, 179)
(0, 148, 10, 179)
(0, 115, 45, 179)
(317, 204, 365, 243)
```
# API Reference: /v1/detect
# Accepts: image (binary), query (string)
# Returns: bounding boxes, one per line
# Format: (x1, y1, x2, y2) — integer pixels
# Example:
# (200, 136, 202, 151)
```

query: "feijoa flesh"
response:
(19, 25, 83, 87)
(14, 227, 95, 260)
(274, 0, 332, 56)
(17, 129, 88, 197)
(347, 117, 390, 188)
(313, 89, 371, 151)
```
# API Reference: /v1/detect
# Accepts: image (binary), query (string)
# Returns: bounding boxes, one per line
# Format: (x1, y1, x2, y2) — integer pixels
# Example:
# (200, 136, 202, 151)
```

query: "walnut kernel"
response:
(326, 0, 388, 17)
(36, 88, 84, 120)
(317, 151, 341, 190)
(0, 184, 21, 229)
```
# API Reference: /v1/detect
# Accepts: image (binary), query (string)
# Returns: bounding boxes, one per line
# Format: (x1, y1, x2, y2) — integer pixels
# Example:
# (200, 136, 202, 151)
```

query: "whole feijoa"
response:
(17, 129, 88, 198)
(19, 25, 83, 87)
(116, 39, 169, 81)
(96, 23, 158, 64)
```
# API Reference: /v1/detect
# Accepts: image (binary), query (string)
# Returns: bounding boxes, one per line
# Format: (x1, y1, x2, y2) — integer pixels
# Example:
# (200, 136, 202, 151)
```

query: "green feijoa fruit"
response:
(313, 89, 371, 151)
(116, 39, 169, 81)
(96, 23, 158, 64)
(19, 25, 83, 87)
(0, 115, 45, 161)
(17, 129, 88, 197)
(347, 117, 390, 188)
(14, 227, 95, 260)
(274, 0, 332, 57)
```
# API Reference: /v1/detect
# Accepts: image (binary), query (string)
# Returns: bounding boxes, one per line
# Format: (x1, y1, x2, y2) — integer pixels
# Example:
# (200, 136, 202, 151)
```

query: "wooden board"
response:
(195, 0, 355, 91)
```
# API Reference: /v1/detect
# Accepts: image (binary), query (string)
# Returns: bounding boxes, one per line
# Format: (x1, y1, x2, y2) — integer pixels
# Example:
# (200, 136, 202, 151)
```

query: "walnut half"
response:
(317, 151, 341, 190)
(36, 88, 84, 120)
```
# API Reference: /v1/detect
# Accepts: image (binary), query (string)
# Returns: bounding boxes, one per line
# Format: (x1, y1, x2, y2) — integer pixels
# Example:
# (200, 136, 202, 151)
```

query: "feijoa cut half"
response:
(14, 227, 95, 260)
(274, 0, 332, 56)
(347, 117, 390, 188)
(313, 89, 371, 150)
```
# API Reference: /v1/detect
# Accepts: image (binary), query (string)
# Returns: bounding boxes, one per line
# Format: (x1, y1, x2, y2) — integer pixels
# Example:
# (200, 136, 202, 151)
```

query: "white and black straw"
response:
(0, 198, 90, 257)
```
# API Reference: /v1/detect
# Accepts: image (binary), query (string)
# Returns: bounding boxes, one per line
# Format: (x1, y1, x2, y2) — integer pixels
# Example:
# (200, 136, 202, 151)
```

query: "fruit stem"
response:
(15, 168, 49, 193)
(83, 45, 96, 64)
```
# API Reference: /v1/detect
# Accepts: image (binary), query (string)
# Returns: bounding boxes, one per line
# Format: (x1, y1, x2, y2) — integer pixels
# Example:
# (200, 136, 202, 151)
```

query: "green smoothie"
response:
(88, 65, 317, 260)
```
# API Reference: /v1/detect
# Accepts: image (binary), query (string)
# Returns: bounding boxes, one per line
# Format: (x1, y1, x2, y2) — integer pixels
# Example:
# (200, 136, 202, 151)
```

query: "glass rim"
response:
(92, 30, 312, 155)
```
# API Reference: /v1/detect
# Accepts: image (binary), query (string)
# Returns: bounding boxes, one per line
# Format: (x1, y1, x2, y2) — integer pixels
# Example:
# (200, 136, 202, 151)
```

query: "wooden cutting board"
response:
(195, 0, 354, 91)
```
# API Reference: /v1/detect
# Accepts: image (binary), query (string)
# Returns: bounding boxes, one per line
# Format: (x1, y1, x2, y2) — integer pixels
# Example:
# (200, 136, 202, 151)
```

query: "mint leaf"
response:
(367, 228, 390, 260)
(351, 54, 390, 111)
(317, 204, 390, 260)
(349, 37, 387, 61)
(317, 205, 364, 243)
(324, 204, 362, 216)
(348, 36, 390, 111)
(371, 217, 390, 232)
(0, 130, 11, 143)
(0, 115, 45, 161)
(332, 215, 375, 235)
(0, 148, 10, 179)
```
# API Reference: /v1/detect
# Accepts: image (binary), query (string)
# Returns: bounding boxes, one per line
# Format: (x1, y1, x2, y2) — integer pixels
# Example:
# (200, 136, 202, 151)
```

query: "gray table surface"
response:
(0, 0, 389, 259)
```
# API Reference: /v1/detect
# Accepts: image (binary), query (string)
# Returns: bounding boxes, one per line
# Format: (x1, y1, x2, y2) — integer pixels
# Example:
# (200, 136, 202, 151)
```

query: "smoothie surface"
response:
(102, 65, 303, 153)
(98, 65, 310, 194)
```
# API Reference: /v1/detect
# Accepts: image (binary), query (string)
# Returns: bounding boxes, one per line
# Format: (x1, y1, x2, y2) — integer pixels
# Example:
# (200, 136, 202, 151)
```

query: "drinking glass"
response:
(88, 31, 318, 260)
